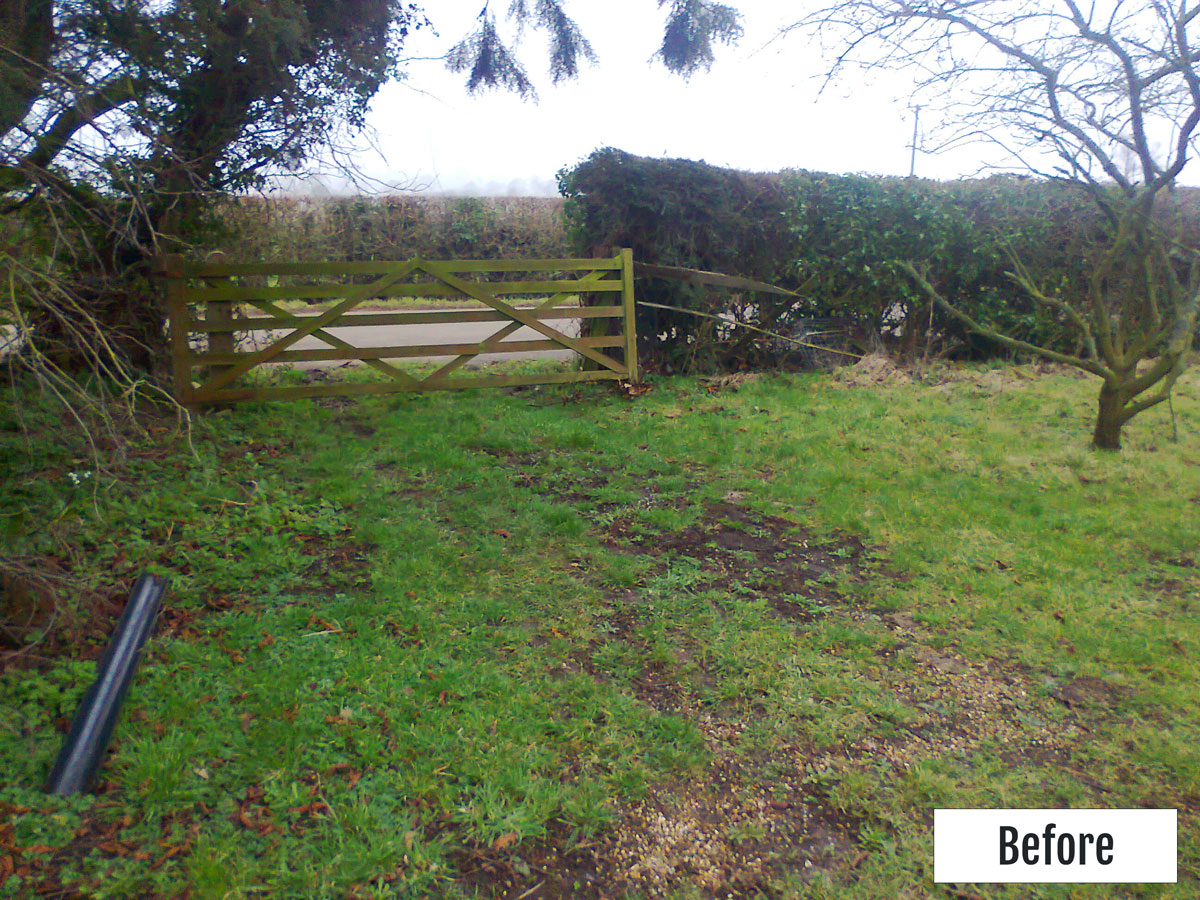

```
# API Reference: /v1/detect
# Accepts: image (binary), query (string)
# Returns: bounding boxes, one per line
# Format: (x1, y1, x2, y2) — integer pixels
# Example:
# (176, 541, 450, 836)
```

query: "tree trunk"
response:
(898, 301, 931, 362)
(1092, 383, 1126, 451)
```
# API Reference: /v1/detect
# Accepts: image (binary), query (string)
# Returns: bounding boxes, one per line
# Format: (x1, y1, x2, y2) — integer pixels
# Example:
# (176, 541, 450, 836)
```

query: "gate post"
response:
(203, 251, 236, 393)
(619, 247, 639, 382)
(155, 253, 192, 406)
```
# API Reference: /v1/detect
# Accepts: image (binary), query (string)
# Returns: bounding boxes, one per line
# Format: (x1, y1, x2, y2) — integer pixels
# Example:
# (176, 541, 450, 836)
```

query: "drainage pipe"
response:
(46, 573, 168, 795)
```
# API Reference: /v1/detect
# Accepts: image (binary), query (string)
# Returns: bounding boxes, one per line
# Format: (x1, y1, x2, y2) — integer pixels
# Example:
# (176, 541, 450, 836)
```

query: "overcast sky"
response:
(305, 1, 998, 197)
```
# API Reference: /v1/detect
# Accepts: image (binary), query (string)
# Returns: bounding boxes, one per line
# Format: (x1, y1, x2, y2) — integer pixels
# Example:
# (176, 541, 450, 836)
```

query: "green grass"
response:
(1, 361, 1197, 899)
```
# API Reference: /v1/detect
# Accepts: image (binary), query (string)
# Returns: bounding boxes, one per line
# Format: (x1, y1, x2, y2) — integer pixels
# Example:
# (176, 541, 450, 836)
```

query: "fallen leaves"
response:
(701, 372, 760, 393)
(385, 620, 421, 644)
(492, 831, 519, 851)
(287, 801, 331, 819)
(324, 708, 356, 725)
(304, 614, 343, 635)
(233, 785, 278, 836)
(325, 763, 363, 789)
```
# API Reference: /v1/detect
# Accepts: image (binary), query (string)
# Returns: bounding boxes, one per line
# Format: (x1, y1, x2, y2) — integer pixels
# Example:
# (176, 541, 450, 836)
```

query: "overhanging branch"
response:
(896, 261, 1113, 378)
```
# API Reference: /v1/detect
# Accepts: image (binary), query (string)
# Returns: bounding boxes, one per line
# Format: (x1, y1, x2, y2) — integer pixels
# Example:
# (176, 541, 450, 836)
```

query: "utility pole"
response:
(909, 105, 921, 177)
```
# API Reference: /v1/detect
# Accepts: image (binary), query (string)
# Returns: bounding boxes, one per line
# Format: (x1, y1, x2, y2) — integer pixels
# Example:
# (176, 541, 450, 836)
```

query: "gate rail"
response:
(157, 251, 638, 406)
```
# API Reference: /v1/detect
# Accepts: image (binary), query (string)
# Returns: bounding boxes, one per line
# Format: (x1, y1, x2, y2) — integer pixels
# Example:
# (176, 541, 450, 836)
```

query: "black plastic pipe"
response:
(46, 573, 168, 795)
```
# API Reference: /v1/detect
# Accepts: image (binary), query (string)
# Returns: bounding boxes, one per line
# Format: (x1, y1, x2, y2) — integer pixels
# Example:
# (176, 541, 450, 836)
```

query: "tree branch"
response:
(13, 77, 140, 175)
(1004, 253, 1098, 360)
(897, 260, 1113, 377)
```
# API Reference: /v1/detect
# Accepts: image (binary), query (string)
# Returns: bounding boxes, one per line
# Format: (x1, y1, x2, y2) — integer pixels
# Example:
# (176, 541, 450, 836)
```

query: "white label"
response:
(934, 809, 1176, 883)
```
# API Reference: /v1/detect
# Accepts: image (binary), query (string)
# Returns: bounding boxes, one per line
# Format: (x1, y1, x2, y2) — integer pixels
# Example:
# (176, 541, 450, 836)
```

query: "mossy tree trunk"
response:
(899, 219, 1199, 452)
(1092, 380, 1128, 451)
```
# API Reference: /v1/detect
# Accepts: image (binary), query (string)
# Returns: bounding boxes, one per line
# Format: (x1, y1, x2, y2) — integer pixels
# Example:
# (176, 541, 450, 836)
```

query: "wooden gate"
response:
(157, 251, 638, 406)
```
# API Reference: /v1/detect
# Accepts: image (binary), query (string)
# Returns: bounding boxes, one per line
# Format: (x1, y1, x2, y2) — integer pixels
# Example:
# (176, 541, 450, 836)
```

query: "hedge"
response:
(207, 195, 569, 264)
(558, 147, 1200, 371)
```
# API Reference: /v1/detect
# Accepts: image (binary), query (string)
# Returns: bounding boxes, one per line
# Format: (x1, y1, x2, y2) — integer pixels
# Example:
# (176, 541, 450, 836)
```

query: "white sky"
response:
(324, 1, 993, 196)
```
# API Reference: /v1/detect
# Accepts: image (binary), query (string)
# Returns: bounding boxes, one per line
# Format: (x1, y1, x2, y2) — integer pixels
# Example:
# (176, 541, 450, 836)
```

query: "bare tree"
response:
(793, 0, 1200, 449)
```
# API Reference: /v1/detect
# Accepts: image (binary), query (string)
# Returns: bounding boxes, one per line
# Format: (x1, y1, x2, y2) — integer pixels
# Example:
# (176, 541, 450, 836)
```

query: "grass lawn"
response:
(1, 360, 1197, 899)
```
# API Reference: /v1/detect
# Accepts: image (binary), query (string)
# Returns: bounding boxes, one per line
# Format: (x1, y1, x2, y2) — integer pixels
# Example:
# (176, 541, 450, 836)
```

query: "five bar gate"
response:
(157, 250, 638, 406)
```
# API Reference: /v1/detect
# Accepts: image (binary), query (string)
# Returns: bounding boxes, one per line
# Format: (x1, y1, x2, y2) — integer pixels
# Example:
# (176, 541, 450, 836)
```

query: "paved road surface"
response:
(249, 315, 582, 369)
(1, 313, 585, 369)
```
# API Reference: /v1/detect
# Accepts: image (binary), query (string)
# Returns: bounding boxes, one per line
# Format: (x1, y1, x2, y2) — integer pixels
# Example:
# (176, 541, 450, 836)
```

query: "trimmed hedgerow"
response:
(558, 147, 1200, 372)
(208, 195, 568, 263)
(779, 171, 1108, 360)
(558, 148, 799, 372)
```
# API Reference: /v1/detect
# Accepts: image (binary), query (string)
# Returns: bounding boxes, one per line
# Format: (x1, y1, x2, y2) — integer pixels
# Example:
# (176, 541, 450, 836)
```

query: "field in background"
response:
(1, 361, 1198, 898)
(210, 196, 569, 266)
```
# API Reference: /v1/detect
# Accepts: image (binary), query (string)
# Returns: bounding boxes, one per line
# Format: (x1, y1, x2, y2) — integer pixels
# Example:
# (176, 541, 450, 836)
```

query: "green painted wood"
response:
(419, 260, 627, 375)
(160, 254, 193, 405)
(166, 252, 637, 406)
(191, 305, 625, 333)
(252, 298, 421, 387)
(203, 262, 236, 392)
(184, 277, 622, 305)
(194, 335, 625, 364)
(619, 247, 639, 383)
(195, 259, 420, 395)
(179, 257, 622, 278)
(422, 276, 603, 383)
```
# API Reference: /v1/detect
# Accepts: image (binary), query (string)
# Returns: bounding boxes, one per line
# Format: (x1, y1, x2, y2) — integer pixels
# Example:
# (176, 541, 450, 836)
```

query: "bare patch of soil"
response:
(606, 500, 874, 622)
(600, 745, 859, 899)
(449, 822, 610, 900)
(451, 734, 860, 900)
(473, 442, 700, 518)
(297, 534, 374, 596)
(459, 451, 879, 897)
(1051, 675, 1133, 709)
(856, 615, 1088, 773)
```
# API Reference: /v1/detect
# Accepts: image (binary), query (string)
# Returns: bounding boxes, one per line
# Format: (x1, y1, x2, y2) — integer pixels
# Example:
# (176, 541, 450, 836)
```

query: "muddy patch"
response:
(452, 737, 859, 900)
(600, 738, 859, 900)
(462, 451, 879, 897)
(553, 599, 689, 712)
(1050, 674, 1134, 709)
(470, 443, 701, 517)
(857, 615, 1101, 775)
(606, 500, 874, 622)
(298, 534, 374, 596)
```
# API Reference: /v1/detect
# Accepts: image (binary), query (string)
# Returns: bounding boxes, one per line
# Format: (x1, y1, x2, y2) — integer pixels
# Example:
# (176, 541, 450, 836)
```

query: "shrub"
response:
(558, 148, 798, 372)
(559, 148, 1200, 371)
(207, 195, 569, 263)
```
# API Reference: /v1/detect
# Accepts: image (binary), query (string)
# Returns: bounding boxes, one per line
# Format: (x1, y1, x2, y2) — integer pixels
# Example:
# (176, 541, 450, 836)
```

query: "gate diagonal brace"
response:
(196, 259, 420, 396)
(248, 298, 421, 388)
(418, 262, 626, 375)
(422, 271, 610, 385)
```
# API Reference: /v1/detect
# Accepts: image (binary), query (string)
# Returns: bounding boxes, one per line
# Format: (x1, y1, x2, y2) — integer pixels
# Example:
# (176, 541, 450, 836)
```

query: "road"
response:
(1, 313, 585, 370)
(247, 313, 583, 369)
